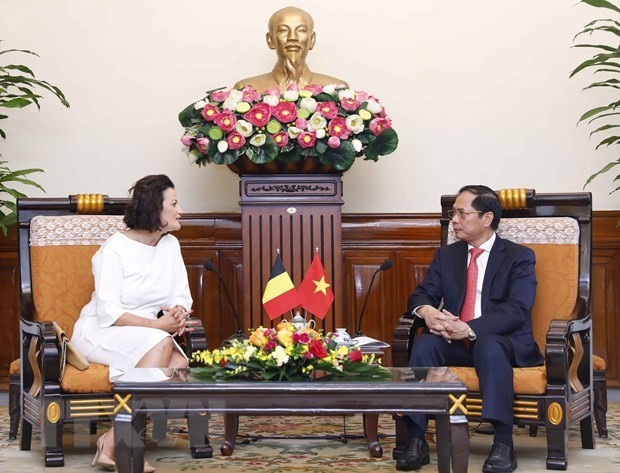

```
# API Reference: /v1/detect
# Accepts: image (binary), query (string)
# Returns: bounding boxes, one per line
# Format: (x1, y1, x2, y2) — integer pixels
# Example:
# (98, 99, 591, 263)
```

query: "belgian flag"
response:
(262, 254, 301, 319)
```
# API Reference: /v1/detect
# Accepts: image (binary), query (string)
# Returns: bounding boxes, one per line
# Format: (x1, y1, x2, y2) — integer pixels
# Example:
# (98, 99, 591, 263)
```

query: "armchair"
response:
(13, 194, 209, 466)
(393, 189, 600, 470)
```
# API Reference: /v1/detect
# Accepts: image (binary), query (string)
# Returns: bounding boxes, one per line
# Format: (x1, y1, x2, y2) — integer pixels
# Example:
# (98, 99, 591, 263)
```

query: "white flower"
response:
(243, 345, 257, 362)
(272, 345, 290, 367)
(222, 89, 243, 111)
(263, 94, 280, 107)
(365, 99, 383, 114)
(194, 100, 207, 110)
(299, 97, 318, 114)
(315, 128, 326, 139)
(217, 140, 229, 153)
(338, 88, 355, 101)
(235, 119, 254, 138)
(249, 133, 266, 147)
(322, 84, 337, 95)
(288, 126, 303, 139)
(346, 114, 364, 134)
(352, 139, 363, 153)
(308, 112, 327, 131)
(284, 89, 299, 102)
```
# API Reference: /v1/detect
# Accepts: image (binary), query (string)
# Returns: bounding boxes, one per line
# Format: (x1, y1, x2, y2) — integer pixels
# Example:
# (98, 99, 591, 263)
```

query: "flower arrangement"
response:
(178, 84, 399, 172)
(190, 321, 391, 382)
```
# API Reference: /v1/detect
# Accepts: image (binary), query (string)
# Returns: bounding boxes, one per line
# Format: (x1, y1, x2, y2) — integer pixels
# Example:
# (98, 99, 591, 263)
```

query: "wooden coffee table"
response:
(113, 367, 469, 473)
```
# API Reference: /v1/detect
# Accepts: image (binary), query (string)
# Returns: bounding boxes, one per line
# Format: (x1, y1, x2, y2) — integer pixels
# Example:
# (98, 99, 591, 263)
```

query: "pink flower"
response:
(243, 103, 272, 127)
(297, 131, 316, 148)
(369, 117, 392, 136)
(328, 117, 351, 139)
(287, 83, 299, 92)
(210, 90, 229, 102)
(201, 104, 220, 122)
(214, 111, 236, 132)
(195, 138, 209, 154)
(272, 132, 289, 148)
(356, 91, 370, 102)
(317, 101, 338, 119)
(327, 136, 341, 148)
(272, 102, 297, 123)
(340, 97, 361, 112)
(303, 84, 323, 96)
(181, 134, 194, 146)
(264, 87, 280, 97)
(295, 118, 308, 129)
(227, 132, 246, 150)
(241, 86, 261, 103)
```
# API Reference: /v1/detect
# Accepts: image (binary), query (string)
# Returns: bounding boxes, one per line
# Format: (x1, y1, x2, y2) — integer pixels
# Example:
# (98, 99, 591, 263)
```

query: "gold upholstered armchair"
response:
(392, 189, 605, 470)
(11, 195, 209, 467)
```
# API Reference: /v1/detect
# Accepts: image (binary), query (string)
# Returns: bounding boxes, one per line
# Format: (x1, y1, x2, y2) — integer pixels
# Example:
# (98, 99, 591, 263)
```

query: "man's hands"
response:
(418, 306, 470, 343)
(154, 305, 194, 337)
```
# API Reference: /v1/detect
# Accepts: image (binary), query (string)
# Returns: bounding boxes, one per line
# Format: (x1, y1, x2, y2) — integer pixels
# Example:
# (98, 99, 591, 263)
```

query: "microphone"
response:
(203, 260, 247, 345)
(355, 260, 393, 337)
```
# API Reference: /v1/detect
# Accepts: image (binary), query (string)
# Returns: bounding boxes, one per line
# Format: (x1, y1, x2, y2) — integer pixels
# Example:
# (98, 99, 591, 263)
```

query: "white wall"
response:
(1, 0, 617, 212)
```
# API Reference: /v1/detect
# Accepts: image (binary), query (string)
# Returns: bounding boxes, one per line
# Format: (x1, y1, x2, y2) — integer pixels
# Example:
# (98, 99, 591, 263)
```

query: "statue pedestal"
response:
(239, 173, 343, 331)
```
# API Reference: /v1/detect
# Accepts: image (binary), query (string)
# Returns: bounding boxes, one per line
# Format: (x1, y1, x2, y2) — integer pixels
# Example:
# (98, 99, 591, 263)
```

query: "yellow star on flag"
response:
(313, 276, 330, 295)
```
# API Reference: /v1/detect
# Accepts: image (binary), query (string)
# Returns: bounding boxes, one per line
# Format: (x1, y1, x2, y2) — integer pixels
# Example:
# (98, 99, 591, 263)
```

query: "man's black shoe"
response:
(395, 437, 430, 471)
(482, 442, 517, 473)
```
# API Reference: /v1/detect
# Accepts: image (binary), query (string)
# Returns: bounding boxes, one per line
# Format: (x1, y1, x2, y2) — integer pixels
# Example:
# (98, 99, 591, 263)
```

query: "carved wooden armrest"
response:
(545, 297, 591, 389)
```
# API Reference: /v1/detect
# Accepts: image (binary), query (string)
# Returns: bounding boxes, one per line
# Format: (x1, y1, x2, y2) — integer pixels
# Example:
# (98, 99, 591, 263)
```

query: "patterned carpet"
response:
(0, 406, 618, 472)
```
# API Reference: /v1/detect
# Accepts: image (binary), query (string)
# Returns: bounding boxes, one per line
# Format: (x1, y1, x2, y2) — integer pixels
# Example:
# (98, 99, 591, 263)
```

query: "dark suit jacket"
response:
(408, 235, 544, 367)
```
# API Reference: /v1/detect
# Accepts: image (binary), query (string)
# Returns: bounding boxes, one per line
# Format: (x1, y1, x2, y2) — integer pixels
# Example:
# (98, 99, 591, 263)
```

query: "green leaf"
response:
(363, 128, 399, 161)
(584, 160, 620, 188)
(589, 124, 620, 136)
(5, 64, 35, 77)
(178, 102, 199, 127)
(578, 105, 617, 123)
(248, 137, 278, 164)
(277, 146, 302, 163)
(580, 0, 620, 15)
(0, 97, 32, 108)
(210, 149, 239, 165)
(571, 57, 620, 78)
(573, 43, 620, 52)
(595, 135, 620, 148)
(319, 140, 356, 170)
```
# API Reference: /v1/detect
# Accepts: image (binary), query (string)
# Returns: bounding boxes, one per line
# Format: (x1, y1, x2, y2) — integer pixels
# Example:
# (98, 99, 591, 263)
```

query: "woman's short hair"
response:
(458, 184, 502, 230)
(124, 174, 175, 232)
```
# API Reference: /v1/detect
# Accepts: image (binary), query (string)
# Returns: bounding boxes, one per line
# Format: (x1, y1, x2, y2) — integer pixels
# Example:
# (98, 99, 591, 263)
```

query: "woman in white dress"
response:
(72, 174, 193, 472)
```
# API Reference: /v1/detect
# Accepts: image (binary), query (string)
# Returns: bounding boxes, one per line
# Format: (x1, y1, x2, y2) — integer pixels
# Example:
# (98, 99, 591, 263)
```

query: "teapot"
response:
(290, 310, 316, 331)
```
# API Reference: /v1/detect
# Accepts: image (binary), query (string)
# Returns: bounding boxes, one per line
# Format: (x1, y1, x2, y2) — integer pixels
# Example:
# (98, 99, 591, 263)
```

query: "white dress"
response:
(72, 232, 193, 381)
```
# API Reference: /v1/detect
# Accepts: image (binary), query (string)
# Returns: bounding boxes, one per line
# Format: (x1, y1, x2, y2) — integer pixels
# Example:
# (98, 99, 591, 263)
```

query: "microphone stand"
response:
(354, 260, 393, 338)
(203, 261, 247, 346)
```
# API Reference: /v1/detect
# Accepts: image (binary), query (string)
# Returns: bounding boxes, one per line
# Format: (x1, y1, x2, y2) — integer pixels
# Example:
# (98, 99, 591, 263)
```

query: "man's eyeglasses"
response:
(447, 209, 483, 220)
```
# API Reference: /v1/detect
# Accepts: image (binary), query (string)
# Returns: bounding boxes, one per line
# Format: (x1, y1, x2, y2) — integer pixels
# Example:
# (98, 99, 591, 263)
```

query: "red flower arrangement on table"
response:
(178, 83, 399, 171)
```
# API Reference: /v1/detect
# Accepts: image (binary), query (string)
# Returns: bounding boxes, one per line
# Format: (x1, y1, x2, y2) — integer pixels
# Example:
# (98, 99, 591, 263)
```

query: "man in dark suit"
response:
(396, 185, 543, 473)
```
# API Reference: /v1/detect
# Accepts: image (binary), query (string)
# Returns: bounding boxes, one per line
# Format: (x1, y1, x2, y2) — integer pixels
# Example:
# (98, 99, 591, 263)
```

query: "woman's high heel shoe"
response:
(92, 432, 116, 471)
(144, 460, 156, 473)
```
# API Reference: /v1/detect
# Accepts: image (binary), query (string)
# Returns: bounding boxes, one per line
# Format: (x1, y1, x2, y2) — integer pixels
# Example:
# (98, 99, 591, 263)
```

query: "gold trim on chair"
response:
(498, 188, 527, 209)
(76, 193, 105, 214)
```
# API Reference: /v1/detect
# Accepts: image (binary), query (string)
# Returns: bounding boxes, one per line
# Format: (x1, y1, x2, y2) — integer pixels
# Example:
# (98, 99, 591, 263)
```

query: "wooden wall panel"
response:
(1, 211, 618, 387)
(0, 225, 19, 389)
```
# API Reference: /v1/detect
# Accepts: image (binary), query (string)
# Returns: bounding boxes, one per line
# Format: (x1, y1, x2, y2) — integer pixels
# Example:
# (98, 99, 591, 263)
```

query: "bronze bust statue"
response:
(234, 6, 348, 92)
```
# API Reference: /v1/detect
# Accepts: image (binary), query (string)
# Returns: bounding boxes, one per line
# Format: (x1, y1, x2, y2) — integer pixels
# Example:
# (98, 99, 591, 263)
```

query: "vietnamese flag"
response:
(298, 253, 334, 319)
(262, 254, 301, 320)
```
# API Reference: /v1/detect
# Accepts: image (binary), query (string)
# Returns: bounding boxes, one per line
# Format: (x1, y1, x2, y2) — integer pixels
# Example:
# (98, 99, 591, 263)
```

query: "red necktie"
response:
(460, 248, 484, 322)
